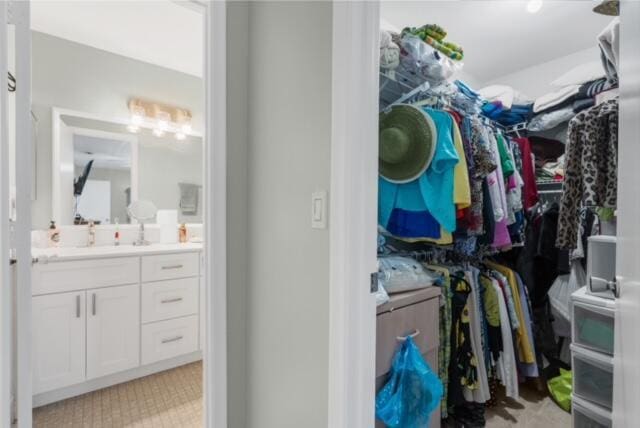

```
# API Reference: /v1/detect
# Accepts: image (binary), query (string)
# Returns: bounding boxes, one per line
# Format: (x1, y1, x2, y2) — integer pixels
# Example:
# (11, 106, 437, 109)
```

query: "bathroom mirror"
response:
(127, 199, 158, 223)
(52, 109, 203, 225)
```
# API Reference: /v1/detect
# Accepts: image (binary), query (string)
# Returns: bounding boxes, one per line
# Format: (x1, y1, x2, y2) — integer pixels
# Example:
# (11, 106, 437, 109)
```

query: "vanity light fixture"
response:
(127, 98, 193, 138)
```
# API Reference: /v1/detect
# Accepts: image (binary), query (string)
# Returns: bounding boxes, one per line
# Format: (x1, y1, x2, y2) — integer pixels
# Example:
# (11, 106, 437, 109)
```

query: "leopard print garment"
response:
(556, 99, 618, 249)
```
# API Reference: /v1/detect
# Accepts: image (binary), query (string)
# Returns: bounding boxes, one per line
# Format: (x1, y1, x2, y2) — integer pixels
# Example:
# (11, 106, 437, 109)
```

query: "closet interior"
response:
(374, 1, 619, 427)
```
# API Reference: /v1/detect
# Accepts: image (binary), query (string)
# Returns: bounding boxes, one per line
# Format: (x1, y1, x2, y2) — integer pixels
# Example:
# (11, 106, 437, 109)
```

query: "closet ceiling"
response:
(381, 0, 612, 82)
(31, 1, 203, 77)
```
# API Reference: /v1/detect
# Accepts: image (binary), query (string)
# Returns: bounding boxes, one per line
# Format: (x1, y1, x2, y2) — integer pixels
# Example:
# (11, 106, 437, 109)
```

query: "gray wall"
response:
(243, 2, 332, 427)
(32, 31, 204, 228)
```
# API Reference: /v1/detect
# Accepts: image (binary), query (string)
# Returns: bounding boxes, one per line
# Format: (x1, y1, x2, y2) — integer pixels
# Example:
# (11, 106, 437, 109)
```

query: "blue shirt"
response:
(378, 109, 459, 233)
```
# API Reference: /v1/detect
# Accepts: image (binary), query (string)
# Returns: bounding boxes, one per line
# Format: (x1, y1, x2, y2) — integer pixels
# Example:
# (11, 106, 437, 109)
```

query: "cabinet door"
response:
(32, 291, 85, 394)
(87, 284, 140, 379)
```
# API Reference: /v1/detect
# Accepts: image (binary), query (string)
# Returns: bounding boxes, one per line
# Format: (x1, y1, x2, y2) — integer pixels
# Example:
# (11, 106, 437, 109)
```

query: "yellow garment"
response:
(485, 261, 535, 364)
(399, 230, 453, 245)
(451, 119, 471, 210)
(480, 276, 500, 327)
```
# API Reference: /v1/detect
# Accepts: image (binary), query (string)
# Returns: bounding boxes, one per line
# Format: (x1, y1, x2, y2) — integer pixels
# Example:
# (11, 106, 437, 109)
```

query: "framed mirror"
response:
(52, 108, 203, 225)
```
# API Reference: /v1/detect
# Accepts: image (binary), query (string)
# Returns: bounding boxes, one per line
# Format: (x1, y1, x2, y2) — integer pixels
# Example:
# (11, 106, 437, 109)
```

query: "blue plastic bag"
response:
(375, 336, 443, 428)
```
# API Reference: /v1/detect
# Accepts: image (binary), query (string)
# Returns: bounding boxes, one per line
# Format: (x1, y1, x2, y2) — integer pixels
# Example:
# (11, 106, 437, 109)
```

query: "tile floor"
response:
(33, 362, 203, 428)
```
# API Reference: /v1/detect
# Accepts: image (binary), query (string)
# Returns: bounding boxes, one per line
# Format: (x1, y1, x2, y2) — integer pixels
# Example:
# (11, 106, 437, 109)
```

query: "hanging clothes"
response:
(485, 261, 536, 365)
(557, 99, 618, 249)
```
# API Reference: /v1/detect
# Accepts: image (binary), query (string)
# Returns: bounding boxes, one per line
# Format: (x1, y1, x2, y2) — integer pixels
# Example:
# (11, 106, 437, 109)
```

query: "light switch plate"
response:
(311, 191, 327, 229)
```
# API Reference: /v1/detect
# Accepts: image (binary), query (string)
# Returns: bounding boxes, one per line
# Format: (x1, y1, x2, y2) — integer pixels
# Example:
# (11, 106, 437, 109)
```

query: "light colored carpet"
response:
(33, 362, 202, 428)
(485, 382, 571, 428)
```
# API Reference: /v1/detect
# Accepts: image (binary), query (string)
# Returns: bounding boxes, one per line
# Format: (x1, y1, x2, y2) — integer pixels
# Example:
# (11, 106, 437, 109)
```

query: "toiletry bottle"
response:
(114, 218, 120, 246)
(88, 221, 96, 247)
(48, 220, 60, 248)
(179, 223, 188, 243)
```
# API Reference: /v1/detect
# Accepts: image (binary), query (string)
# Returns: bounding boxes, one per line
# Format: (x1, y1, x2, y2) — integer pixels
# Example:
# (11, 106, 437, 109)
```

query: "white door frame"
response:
(613, 2, 640, 427)
(7, 1, 229, 427)
(328, 2, 380, 428)
(0, 3, 12, 427)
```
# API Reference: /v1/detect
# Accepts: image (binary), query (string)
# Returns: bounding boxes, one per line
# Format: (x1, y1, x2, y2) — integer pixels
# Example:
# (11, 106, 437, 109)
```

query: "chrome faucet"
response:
(88, 221, 96, 247)
(133, 222, 150, 246)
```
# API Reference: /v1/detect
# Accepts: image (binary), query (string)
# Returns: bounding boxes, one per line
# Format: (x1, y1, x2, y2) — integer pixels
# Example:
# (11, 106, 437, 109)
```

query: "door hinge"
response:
(370, 272, 379, 293)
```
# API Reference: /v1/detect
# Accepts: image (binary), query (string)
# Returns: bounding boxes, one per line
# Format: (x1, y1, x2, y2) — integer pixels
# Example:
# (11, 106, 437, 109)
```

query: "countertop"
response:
(32, 242, 203, 263)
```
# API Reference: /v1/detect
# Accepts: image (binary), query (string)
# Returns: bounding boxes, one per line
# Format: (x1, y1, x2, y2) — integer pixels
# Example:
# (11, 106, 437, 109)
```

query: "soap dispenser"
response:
(48, 220, 60, 248)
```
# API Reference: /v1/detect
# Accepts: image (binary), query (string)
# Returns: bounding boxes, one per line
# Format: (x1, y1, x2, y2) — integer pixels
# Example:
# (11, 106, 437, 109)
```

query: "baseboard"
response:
(33, 351, 202, 408)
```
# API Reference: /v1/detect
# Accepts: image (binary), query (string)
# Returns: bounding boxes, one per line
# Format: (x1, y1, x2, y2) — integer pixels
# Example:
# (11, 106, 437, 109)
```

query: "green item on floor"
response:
(547, 368, 572, 412)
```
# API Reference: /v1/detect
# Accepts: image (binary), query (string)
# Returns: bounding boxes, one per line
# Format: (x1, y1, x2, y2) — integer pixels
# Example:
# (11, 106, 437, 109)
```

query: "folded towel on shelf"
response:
(477, 85, 532, 110)
(533, 85, 580, 113)
(178, 182, 200, 215)
(528, 98, 595, 132)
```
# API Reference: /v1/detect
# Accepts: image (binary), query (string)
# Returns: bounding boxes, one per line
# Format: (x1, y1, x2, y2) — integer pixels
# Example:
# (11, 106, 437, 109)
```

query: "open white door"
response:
(613, 2, 640, 427)
(8, 2, 31, 427)
(0, 3, 12, 427)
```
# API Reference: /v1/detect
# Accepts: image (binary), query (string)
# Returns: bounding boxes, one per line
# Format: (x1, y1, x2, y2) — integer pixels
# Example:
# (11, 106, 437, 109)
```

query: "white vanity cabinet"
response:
(86, 284, 140, 379)
(32, 291, 86, 395)
(31, 247, 203, 406)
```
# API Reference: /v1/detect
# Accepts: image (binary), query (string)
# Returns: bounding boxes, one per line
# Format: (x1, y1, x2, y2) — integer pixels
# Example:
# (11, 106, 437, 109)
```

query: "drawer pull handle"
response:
(161, 264, 183, 270)
(161, 297, 183, 304)
(161, 335, 184, 344)
(396, 329, 420, 342)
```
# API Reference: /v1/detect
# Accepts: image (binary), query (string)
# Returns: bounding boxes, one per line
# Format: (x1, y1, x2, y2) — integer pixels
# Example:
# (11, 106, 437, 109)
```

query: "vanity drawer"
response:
(32, 257, 140, 296)
(141, 277, 199, 323)
(375, 296, 439, 378)
(141, 252, 199, 282)
(141, 315, 199, 365)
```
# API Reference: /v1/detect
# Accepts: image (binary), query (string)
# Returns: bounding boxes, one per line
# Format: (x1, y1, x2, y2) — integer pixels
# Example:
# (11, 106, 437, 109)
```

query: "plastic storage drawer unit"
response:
(572, 300, 615, 355)
(571, 344, 613, 410)
(572, 395, 612, 428)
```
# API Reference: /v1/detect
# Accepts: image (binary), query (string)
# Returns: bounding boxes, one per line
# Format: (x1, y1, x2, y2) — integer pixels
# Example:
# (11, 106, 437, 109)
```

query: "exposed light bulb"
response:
(175, 132, 186, 141)
(181, 123, 192, 134)
(527, 0, 543, 13)
(153, 128, 165, 137)
(126, 124, 139, 133)
(131, 114, 143, 126)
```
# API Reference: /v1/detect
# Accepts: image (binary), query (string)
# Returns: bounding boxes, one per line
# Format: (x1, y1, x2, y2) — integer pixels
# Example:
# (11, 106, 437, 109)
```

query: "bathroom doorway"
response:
(1, 1, 228, 427)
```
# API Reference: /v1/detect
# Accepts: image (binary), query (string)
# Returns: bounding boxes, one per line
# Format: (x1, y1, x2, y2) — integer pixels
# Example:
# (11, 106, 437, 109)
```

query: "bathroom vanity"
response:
(30, 243, 204, 406)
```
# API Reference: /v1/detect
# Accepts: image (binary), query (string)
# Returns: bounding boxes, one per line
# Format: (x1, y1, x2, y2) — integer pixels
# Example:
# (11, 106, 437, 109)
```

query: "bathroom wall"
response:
(31, 31, 204, 228)
(137, 136, 204, 223)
